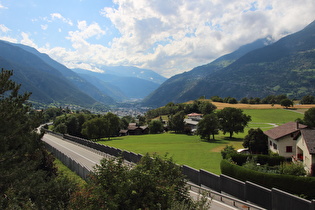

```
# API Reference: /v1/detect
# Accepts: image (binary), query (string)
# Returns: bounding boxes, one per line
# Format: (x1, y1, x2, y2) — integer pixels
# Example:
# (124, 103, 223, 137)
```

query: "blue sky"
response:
(0, 0, 314, 77)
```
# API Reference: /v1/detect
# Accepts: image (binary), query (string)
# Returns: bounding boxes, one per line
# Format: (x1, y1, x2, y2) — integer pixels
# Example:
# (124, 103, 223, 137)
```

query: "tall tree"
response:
(149, 120, 164, 134)
(104, 112, 120, 140)
(280, 98, 294, 108)
(303, 107, 315, 128)
(82, 117, 107, 140)
(199, 101, 217, 114)
(243, 128, 268, 154)
(197, 113, 219, 140)
(168, 111, 185, 133)
(300, 95, 315, 104)
(0, 69, 77, 209)
(217, 107, 251, 138)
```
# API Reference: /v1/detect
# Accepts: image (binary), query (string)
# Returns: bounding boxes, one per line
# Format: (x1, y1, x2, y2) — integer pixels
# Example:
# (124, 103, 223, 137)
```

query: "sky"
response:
(0, 0, 314, 78)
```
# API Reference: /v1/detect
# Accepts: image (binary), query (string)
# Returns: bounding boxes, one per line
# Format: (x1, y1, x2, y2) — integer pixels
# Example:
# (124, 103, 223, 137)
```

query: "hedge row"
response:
(230, 153, 285, 166)
(220, 159, 315, 199)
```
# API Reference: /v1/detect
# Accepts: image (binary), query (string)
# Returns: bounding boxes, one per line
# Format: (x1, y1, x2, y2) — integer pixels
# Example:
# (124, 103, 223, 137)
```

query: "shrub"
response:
(221, 145, 237, 159)
(229, 154, 285, 166)
(280, 162, 306, 176)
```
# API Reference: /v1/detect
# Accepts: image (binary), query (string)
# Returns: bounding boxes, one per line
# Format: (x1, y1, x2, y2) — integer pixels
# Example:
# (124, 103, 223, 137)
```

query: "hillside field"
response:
(98, 108, 306, 174)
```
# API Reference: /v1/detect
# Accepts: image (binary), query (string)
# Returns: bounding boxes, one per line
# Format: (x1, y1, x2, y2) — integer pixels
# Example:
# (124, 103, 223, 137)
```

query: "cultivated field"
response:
(186, 100, 315, 110)
(98, 106, 308, 175)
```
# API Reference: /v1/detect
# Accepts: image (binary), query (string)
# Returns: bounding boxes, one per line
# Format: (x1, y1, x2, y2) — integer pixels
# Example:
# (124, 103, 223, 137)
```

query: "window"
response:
(286, 146, 293, 153)
(273, 143, 277, 150)
(269, 140, 272, 146)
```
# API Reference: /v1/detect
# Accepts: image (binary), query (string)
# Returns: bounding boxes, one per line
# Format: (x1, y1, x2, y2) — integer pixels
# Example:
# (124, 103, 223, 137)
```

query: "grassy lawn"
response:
(97, 108, 304, 175)
(98, 133, 230, 174)
(54, 158, 86, 187)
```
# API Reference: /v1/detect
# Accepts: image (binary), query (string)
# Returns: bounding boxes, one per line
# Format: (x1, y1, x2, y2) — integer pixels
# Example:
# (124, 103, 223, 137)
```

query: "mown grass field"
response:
(98, 108, 306, 174)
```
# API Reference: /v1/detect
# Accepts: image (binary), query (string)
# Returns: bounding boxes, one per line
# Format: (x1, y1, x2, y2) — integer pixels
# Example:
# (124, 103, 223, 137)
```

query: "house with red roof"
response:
(264, 122, 307, 159)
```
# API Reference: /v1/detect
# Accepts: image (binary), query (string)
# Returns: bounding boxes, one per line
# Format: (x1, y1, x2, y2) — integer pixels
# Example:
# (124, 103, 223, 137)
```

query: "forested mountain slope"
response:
(143, 20, 315, 107)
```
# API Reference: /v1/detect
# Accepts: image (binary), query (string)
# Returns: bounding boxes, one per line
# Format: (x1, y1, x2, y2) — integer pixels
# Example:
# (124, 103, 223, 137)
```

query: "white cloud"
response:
(0, 24, 10, 33)
(41, 24, 48, 30)
(41, 0, 315, 77)
(50, 13, 73, 26)
(21, 32, 38, 48)
(0, 3, 8, 9)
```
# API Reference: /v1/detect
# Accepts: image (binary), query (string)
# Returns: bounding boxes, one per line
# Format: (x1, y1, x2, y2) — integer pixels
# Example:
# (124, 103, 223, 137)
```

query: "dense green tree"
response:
(137, 114, 146, 126)
(54, 122, 67, 134)
(70, 154, 198, 209)
(249, 97, 261, 104)
(43, 107, 63, 122)
(120, 116, 132, 129)
(82, 117, 108, 140)
(197, 113, 219, 140)
(240, 97, 249, 104)
(217, 107, 251, 138)
(303, 107, 315, 128)
(211, 96, 223, 102)
(280, 98, 294, 108)
(168, 111, 185, 133)
(104, 112, 120, 140)
(66, 115, 80, 136)
(300, 95, 315, 104)
(149, 120, 164, 134)
(199, 101, 217, 114)
(262, 95, 277, 104)
(228, 97, 238, 104)
(243, 128, 268, 154)
(0, 69, 77, 209)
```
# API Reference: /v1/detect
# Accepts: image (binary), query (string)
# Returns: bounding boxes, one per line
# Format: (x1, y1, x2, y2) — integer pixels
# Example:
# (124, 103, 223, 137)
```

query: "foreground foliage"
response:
(0, 69, 77, 209)
(70, 154, 210, 209)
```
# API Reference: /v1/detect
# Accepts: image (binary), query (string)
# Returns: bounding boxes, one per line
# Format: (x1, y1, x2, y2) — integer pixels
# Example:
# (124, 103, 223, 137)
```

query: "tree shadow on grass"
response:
(96, 137, 125, 143)
(223, 137, 243, 142)
(199, 138, 225, 144)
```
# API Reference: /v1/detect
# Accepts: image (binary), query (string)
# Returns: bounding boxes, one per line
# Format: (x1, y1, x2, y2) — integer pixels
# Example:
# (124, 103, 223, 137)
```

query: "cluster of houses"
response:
(119, 113, 203, 136)
(264, 122, 315, 174)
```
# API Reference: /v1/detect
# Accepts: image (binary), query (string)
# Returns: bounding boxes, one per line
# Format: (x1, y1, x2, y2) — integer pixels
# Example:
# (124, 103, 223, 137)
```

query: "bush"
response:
(280, 162, 306, 176)
(221, 145, 237, 159)
(229, 154, 285, 166)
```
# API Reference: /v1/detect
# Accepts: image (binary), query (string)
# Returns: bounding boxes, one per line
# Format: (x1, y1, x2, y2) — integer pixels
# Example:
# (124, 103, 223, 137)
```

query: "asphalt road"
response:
(42, 133, 239, 210)
(42, 133, 104, 171)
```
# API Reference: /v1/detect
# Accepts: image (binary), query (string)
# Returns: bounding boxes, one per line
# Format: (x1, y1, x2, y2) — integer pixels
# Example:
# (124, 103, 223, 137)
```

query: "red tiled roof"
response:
(264, 122, 307, 140)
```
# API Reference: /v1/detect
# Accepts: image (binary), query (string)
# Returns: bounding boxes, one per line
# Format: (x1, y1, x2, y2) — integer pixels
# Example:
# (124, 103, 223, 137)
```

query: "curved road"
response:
(43, 133, 238, 210)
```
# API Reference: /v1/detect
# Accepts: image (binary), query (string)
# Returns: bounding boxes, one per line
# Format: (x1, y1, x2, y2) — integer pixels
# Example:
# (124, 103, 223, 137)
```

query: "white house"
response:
(294, 129, 315, 174)
(264, 122, 307, 159)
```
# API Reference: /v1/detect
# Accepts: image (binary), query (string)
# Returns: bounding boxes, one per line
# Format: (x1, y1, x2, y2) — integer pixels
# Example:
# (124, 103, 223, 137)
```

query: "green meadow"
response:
(97, 108, 305, 174)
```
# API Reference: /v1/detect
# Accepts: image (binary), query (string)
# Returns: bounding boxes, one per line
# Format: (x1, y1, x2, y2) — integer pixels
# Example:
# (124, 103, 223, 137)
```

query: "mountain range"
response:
(1, 20, 314, 109)
(72, 67, 166, 101)
(0, 40, 166, 108)
(142, 20, 315, 107)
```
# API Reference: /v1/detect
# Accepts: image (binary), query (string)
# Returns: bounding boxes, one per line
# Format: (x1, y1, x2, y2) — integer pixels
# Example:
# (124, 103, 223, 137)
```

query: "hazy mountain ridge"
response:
(0, 40, 166, 107)
(0, 40, 101, 107)
(72, 68, 163, 100)
(142, 38, 272, 107)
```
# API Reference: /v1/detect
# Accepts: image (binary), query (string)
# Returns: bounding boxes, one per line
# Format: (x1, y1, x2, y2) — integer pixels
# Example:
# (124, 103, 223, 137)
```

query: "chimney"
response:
(296, 121, 299, 130)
